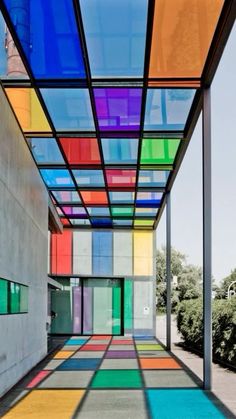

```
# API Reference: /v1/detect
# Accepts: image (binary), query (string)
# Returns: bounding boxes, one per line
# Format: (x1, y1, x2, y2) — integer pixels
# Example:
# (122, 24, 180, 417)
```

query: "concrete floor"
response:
(156, 314, 236, 417)
(0, 334, 232, 418)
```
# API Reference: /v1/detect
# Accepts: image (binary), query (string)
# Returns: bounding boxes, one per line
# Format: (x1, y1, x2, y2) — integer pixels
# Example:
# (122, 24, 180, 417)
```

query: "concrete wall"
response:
(0, 86, 48, 396)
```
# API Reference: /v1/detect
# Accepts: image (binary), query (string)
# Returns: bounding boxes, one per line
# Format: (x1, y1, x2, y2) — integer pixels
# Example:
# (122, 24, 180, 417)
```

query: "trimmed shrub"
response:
(176, 298, 236, 366)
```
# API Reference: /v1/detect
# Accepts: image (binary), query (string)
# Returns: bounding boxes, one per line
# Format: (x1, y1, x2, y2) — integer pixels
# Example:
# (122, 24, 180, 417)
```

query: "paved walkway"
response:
(0, 335, 231, 418)
(156, 314, 236, 417)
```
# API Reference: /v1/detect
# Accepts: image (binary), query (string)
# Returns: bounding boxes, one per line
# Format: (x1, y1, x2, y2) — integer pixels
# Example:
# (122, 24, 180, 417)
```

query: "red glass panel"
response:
(80, 191, 108, 205)
(51, 230, 72, 274)
(59, 137, 101, 165)
(106, 169, 136, 188)
(61, 218, 70, 226)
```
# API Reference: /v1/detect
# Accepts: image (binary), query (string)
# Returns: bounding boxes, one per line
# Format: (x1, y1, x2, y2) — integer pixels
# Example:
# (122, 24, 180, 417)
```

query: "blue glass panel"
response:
(144, 89, 196, 131)
(92, 231, 113, 275)
(0, 13, 7, 77)
(102, 138, 138, 164)
(3, 0, 85, 79)
(52, 190, 81, 203)
(136, 192, 163, 207)
(138, 170, 170, 187)
(69, 219, 91, 226)
(109, 192, 135, 204)
(73, 170, 105, 187)
(40, 89, 95, 131)
(80, 0, 147, 78)
(135, 208, 158, 217)
(29, 138, 64, 164)
(113, 219, 133, 226)
(40, 169, 74, 187)
(87, 207, 110, 216)
(91, 218, 112, 228)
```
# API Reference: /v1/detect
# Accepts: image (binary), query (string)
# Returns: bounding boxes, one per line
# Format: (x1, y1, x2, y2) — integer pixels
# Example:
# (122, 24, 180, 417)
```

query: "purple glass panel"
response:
(62, 207, 87, 216)
(94, 88, 142, 131)
(83, 286, 93, 334)
(73, 287, 81, 334)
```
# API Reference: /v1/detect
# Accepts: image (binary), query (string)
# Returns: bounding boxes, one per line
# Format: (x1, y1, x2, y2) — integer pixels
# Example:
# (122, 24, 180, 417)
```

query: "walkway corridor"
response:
(0, 336, 227, 418)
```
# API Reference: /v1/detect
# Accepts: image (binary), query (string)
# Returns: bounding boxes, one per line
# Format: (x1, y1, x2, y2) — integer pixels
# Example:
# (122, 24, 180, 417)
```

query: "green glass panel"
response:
(141, 139, 180, 165)
(93, 279, 112, 334)
(51, 290, 73, 333)
(20, 285, 28, 313)
(111, 207, 134, 217)
(112, 283, 121, 335)
(0, 279, 8, 314)
(134, 219, 154, 226)
(9, 282, 20, 313)
(124, 279, 133, 330)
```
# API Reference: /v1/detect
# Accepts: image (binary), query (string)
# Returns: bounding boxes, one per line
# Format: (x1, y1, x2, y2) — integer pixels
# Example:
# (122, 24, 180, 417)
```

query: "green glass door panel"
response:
(93, 279, 112, 334)
(51, 290, 73, 333)
(9, 282, 20, 313)
(0, 279, 8, 314)
(124, 279, 133, 330)
(112, 283, 121, 334)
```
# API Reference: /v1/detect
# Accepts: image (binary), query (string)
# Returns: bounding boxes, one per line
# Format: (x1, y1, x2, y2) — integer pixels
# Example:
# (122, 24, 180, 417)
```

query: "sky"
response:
(156, 24, 236, 284)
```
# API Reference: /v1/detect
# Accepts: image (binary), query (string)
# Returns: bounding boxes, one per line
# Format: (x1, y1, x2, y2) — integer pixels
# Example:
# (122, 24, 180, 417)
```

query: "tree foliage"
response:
(215, 268, 236, 299)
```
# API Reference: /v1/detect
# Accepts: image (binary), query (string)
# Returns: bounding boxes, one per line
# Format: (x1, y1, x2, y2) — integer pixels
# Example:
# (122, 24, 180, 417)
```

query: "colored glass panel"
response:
(91, 218, 112, 227)
(73, 231, 92, 275)
(61, 207, 87, 216)
(109, 192, 135, 204)
(28, 138, 64, 164)
(51, 290, 73, 333)
(73, 286, 82, 334)
(80, 191, 108, 205)
(80, 0, 147, 78)
(94, 88, 142, 131)
(144, 89, 195, 131)
(134, 219, 154, 227)
(133, 231, 153, 275)
(20, 285, 28, 313)
(40, 89, 95, 131)
(40, 169, 74, 187)
(124, 279, 133, 330)
(136, 192, 163, 207)
(149, 0, 224, 78)
(135, 208, 158, 217)
(73, 170, 105, 187)
(102, 138, 138, 164)
(5, 88, 51, 132)
(87, 207, 110, 217)
(113, 219, 133, 226)
(0, 278, 8, 314)
(112, 283, 121, 334)
(106, 169, 136, 188)
(113, 231, 132, 276)
(51, 230, 72, 275)
(3, 0, 86, 79)
(69, 219, 91, 226)
(141, 139, 180, 165)
(92, 231, 113, 276)
(59, 138, 101, 165)
(138, 170, 170, 187)
(111, 207, 134, 217)
(9, 282, 20, 313)
(52, 191, 81, 204)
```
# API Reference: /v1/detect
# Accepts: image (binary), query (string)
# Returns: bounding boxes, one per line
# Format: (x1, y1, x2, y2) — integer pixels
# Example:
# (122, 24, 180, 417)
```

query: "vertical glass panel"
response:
(51, 290, 73, 333)
(81, 191, 108, 205)
(51, 230, 72, 275)
(9, 282, 20, 313)
(112, 281, 121, 334)
(40, 89, 95, 131)
(138, 170, 170, 187)
(72, 285, 82, 334)
(133, 281, 153, 333)
(133, 231, 153, 275)
(94, 88, 142, 131)
(102, 138, 139, 164)
(113, 232, 132, 276)
(52, 190, 81, 204)
(92, 231, 113, 276)
(40, 169, 74, 187)
(28, 138, 64, 164)
(5, 88, 51, 132)
(83, 284, 93, 334)
(124, 279, 133, 330)
(149, 0, 224, 78)
(59, 137, 101, 165)
(3, 0, 86, 79)
(144, 89, 195, 131)
(80, 0, 148, 77)
(106, 169, 136, 188)
(141, 139, 180, 165)
(73, 170, 105, 187)
(20, 285, 28, 312)
(0, 278, 8, 314)
(73, 231, 92, 275)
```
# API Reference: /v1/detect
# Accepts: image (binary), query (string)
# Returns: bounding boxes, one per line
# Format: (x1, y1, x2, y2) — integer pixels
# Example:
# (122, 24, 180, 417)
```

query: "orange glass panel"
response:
(149, 0, 224, 78)
(51, 230, 72, 275)
(80, 191, 108, 205)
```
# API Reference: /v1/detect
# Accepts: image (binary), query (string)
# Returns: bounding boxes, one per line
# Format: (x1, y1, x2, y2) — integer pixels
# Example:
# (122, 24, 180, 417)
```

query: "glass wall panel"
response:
(80, 0, 148, 78)
(73, 231, 92, 275)
(51, 230, 72, 275)
(133, 281, 153, 333)
(112, 282, 121, 334)
(124, 279, 133, 330)
(9, 282, 20, 314)
(92, 231, 113, 276)
(59, 137, 101, 165)
(113, 232, 132, 276)
(133, 231, 153, 275)
(102, 138, 138, 164)
(72, 286, 82, 334)
(28, 138, 64, 164)
(0, 279, 8, 314)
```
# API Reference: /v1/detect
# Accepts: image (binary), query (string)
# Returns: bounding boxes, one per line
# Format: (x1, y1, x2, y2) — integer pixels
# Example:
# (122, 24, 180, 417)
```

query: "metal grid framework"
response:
(0, 0, 235, 229)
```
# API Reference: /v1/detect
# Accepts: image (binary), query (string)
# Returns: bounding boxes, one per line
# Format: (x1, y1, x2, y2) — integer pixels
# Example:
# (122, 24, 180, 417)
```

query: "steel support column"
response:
(202, 87, 212, 390)
(166, 192, 171, 350)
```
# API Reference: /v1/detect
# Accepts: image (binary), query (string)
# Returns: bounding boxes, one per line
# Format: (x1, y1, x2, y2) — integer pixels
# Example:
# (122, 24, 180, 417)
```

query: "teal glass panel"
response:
(112, 281, 121, 334)
(138, 170, 170, 187)
(124, 280, 133, 330)
(102, 138, 138, 164)
(73, 170, 105, 187)
(28, 138, 64, 164)
(20, 285, 28, 313)
(9, 282, 20, 314)
(80, 0, 148, 78)
(40, 169, 74, 187)
(144, 89, 196, 131)
(0, 278, 8, 314)
(40, 89, 95, 131)
(51, 290, 73, 334)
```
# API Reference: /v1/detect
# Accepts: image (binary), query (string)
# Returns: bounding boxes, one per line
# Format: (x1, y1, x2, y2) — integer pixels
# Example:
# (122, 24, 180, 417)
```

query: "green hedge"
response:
(176, 298, 236, 366)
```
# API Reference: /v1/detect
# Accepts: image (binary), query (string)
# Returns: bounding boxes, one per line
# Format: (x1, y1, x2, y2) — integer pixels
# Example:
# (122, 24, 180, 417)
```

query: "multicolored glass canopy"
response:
(0, 0, 231, 229)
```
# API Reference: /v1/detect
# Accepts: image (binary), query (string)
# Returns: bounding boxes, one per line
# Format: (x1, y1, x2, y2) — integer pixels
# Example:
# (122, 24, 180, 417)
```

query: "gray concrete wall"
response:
(0, 86, 48, 396)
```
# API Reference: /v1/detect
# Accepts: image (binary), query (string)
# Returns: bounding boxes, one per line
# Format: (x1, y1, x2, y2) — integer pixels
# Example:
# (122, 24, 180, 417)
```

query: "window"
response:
(0, 277, 28, 315)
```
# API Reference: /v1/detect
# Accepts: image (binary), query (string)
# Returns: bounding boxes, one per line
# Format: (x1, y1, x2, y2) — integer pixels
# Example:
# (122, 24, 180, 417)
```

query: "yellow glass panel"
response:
(133, 231, 153, 276)
(5, 88, 51, 132)
(149, 0, 224, 78)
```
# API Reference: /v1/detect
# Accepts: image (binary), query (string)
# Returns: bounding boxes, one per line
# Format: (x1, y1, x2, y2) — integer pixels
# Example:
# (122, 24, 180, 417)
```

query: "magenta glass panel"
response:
(62, 207, 87, 216)
(73, 287, 82, 334)
(106, 169, 136, 188)
(83, 286, 93, 334)
(94, 88, 142, 131)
